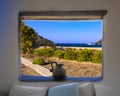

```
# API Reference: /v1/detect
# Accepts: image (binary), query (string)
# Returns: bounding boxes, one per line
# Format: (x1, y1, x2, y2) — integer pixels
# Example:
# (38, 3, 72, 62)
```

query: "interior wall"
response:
(0, 0, 120, 91)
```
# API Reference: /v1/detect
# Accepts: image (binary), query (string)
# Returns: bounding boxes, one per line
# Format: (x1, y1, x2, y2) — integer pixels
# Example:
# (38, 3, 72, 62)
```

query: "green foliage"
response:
(54, 50, 65, 58)
(34, 48, 55, 57)
(32, 58, 45, 65)
(64, 48, 77, 60)
(92, 50, 102, 63)
(34, 49, 43, 56)
(77, 49, 93, 62)
(34, 47, 102, 64)
(21, 22, 38, 54)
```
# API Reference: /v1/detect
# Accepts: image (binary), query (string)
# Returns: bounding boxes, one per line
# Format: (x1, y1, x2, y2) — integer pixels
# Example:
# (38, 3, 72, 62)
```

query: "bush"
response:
(34, 48, 102, 64)
(34, 48, 55, 57)
(54, 50, 65, 58)
(92, 50, 102, 63)
(34, 49, 43, 56)
(64, 48, 77, 60)
(77, 49, 93, 62)
(32, 58, 45, 65)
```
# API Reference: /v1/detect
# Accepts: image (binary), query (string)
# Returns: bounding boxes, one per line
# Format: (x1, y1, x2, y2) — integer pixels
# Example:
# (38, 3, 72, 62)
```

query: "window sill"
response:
(19, 75, 102, 82)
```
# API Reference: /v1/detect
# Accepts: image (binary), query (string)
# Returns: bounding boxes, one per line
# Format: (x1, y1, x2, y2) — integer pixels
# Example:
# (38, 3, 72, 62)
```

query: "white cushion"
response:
(95, 84, 120, 96)
(9, 85, 48, 96)
(48, 83, 79, 96)
(78, 82, 96, 96)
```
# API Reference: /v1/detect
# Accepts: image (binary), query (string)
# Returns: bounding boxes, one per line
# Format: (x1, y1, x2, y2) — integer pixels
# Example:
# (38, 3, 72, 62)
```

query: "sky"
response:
(23, 20, 102, 43)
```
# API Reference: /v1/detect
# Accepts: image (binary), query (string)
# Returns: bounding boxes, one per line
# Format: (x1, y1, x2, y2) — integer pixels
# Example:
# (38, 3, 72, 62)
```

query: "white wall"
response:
(1, 0, 120, 91)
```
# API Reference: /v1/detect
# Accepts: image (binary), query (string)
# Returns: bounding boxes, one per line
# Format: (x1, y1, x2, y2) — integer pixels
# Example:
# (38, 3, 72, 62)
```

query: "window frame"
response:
(19, 10, 107, 82)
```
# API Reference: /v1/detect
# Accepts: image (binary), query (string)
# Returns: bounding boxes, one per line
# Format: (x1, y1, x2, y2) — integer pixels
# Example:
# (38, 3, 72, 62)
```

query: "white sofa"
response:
(1, 82, 120, 96)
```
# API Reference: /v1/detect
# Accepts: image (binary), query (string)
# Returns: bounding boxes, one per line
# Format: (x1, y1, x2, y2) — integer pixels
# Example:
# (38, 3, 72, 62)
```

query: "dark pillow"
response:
(0, 91, 9, 96)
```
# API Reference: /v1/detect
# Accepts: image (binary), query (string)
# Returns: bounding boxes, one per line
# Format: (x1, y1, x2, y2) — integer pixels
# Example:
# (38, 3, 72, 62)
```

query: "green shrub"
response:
(32, 58, 45, 65)
(34, 48, 55, 57)
(34, 48, 102, 64)
(54, 50, 65, 58)
(92, 50, 102, 63)
(34, 49, 43, 56)
(77, 49, 93, 62)
(64, 48, 77, 60)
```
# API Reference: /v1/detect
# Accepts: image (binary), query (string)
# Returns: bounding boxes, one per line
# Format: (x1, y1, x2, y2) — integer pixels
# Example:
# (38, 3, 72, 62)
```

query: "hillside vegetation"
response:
(21, 22, 55, 54)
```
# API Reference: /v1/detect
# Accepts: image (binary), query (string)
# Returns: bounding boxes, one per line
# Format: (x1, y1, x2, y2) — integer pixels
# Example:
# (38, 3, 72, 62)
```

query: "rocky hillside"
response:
(36, 35, 56, 48)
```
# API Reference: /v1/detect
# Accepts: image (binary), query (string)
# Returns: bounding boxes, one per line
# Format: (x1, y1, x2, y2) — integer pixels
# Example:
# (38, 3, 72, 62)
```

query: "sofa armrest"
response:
(95, 84, 120, 96)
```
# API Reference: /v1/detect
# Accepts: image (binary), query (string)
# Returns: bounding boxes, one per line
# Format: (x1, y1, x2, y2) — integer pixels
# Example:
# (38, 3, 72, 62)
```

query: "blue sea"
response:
(55, 43, 102, 48)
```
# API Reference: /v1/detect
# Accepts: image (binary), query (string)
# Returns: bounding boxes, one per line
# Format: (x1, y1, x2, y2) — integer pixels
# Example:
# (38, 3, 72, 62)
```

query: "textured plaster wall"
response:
(0, 0, 120, 91)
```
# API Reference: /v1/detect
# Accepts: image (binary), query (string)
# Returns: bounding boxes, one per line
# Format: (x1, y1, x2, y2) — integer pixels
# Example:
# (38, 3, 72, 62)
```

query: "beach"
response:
(56, 46, 102, 50)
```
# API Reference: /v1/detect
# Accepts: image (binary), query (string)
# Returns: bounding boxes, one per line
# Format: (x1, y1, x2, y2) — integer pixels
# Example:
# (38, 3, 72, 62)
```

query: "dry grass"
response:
(42, 57, 102, 77)
(21, 56, 102, 77)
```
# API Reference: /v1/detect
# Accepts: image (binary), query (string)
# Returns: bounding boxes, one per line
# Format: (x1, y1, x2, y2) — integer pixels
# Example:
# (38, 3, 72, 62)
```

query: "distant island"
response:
(96, 39, 102, 45)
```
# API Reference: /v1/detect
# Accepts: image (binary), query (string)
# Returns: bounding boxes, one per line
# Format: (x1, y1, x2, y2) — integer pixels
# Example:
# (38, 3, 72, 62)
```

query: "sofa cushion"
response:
(9, 85, 48, 96)
(78, 82, 96, 96)
(95, 85, 120, 96)
(48, 83, 79, 96)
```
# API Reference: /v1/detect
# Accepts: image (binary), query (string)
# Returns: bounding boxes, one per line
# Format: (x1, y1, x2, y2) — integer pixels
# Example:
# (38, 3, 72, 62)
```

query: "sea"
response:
(55, 43, 102, 48)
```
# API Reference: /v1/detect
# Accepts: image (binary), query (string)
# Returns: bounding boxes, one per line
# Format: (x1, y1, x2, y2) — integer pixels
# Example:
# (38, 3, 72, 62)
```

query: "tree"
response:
(20, 21, 38, 54)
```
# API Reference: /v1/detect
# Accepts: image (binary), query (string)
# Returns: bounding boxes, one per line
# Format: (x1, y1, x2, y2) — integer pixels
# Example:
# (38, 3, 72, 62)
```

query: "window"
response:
(19, 10, 107, 81)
